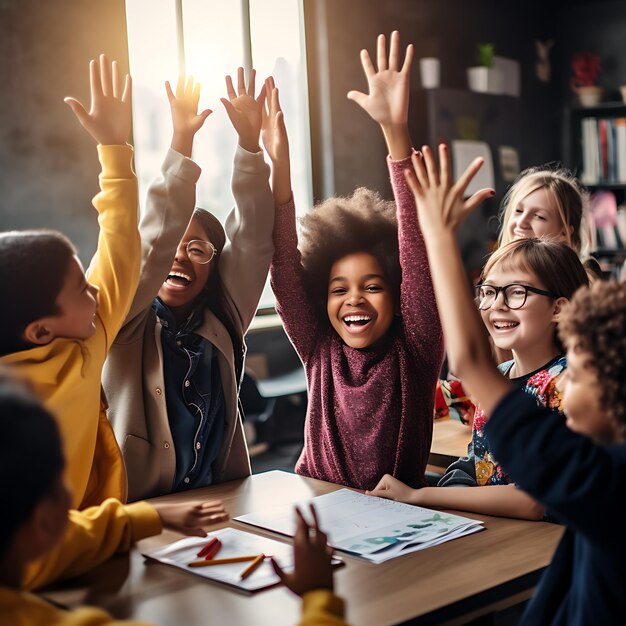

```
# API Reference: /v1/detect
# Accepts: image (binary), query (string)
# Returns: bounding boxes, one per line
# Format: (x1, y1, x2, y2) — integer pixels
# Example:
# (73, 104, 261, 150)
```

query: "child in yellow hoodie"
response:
(0, 376, 348, 626)
(0, 55, 226, 590)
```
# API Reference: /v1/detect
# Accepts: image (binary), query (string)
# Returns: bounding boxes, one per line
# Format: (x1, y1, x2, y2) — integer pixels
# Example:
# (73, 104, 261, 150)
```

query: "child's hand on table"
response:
(271, 504, 334, 595)
(366, 473, 417, 503)
(152, 500, 228, 537)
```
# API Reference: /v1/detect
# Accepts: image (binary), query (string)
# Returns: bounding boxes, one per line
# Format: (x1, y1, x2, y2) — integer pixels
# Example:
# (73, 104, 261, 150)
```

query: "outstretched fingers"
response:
(376, 33, 387, 71)
(401, 43, 414, 74)
(247, 68, 256, 97)
(388, 30, 400, 71)
(89, 59, 102, 107)
(404, 166, 423, 201)
(439, 143, 451, 190)
(453, 157, 485, 198)
(237, 66, 246, 96)
(225, 74, 237, 100)
(421, 145, 440, 187)
(100, 54, 112, 97)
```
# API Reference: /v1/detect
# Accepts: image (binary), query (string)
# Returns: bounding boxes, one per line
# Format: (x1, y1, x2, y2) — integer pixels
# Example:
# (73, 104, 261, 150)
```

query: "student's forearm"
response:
(411, 486, 544, 521)
(271, 160, 292, 206)
(381, 123, 412, 160)
(171, 131, 194, 158)
(424, 230, 509, 414)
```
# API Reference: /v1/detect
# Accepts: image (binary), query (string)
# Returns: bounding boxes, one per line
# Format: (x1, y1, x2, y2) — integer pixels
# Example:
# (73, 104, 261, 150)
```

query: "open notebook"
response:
(235, 489, 484, 564)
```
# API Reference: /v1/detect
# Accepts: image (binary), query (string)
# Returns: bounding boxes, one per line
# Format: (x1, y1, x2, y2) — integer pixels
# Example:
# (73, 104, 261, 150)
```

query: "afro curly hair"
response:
(298, 188, 401, 315)
(558, 280, 626, 442)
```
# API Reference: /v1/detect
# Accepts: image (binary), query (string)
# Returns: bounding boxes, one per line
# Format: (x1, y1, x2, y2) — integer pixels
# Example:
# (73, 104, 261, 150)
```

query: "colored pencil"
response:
(187, 555, 260, 568)
(239, 553, 265, 580)
(196, 537, 220, 558)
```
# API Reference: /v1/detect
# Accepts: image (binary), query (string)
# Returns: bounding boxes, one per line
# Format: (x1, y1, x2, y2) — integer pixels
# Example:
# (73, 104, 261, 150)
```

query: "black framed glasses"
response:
(184, 240, 218, 264)
(475, 283, 559, 310)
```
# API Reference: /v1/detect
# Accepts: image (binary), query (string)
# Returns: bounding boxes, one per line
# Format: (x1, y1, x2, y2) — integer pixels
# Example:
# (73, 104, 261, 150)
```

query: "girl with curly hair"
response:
(261, 32, 489, 491)
(378, 145, 626, 625)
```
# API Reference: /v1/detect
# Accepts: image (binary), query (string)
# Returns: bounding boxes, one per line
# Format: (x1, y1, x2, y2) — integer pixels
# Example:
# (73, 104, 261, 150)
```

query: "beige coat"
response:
(103, 146, 274, 501)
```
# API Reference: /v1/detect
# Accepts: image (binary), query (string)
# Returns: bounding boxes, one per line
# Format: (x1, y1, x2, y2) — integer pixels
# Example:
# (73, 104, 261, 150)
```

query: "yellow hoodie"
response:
(0, 586, 346, 626)
(1, 144, 139, 509)
(0, 145, 158, 590)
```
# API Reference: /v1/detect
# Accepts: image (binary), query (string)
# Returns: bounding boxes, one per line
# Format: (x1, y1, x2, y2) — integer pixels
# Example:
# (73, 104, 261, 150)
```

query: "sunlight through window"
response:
(126, 0, 312, 309)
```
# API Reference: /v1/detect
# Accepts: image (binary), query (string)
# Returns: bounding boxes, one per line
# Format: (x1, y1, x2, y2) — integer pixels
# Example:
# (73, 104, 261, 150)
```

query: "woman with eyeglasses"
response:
(102, 70, 274, 502)
(369, 235, 589, 520)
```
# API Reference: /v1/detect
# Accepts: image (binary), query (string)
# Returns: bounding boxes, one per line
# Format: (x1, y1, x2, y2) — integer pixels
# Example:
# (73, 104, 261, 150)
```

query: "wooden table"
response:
(45, 471, 563, 626)
(429, 419, 472, 471)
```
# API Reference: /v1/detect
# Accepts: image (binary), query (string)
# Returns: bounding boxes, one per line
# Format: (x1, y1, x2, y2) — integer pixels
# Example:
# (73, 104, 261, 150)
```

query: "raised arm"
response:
(115, 76, 208, 333)
(262, 79, 320, 359)
(348, 32, 441, 362)
(404, 144, 506, 413)
(65, 54, 140, 350)
(215, 68, 275, 330)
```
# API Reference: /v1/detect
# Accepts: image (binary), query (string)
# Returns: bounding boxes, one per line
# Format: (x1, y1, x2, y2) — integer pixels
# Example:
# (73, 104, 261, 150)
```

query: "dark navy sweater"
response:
(485, 387, 626, 625)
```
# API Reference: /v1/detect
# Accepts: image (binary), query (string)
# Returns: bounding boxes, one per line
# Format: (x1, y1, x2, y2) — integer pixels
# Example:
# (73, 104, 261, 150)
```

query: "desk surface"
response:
(430, 419, 472, 466)
(46, 471, 563, 626)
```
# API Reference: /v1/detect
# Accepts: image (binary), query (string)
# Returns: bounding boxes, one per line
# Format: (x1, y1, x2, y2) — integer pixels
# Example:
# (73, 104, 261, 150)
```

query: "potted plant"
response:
(571, 52, 602, 106)
(467, 43, 502, 94)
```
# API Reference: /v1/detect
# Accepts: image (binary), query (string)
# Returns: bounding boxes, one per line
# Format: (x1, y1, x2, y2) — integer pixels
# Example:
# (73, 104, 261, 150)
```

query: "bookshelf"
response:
(563, 102, 626, 189)
(563, 102, 626, 277)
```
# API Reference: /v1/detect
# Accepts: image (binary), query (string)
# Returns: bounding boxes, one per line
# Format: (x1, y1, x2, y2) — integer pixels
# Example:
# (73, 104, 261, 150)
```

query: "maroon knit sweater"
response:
(270, 155, 443, 490)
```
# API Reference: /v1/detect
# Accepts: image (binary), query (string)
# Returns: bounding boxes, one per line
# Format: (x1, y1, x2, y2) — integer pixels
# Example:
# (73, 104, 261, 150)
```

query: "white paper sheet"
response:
(235, 489, 484, 564)
(143, 528, 294, 592)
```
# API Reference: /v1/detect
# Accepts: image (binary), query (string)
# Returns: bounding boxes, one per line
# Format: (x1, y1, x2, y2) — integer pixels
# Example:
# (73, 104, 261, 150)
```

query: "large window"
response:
(126, 0, 312, 309)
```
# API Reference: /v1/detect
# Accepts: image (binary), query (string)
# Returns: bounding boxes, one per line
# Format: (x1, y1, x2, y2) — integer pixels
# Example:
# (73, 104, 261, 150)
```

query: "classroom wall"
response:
(304, 0, 561, 203)
(0, 0, 129, 264)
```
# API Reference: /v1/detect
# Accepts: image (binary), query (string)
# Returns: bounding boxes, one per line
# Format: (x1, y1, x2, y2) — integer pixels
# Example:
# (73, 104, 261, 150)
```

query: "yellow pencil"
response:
(239, 553, 266, 579)
(188, 555, 259, 568)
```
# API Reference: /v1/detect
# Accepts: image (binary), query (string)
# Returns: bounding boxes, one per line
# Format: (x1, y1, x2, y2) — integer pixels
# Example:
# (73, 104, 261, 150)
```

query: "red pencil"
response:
(197, 537, 221, 558)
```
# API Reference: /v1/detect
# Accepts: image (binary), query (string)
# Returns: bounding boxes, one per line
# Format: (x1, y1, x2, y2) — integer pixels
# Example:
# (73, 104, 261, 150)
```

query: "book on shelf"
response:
(580, 117, 626, 185)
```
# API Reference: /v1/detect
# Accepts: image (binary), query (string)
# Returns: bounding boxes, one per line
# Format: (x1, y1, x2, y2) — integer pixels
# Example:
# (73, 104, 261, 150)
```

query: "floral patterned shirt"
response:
(438, 355, 566, 487)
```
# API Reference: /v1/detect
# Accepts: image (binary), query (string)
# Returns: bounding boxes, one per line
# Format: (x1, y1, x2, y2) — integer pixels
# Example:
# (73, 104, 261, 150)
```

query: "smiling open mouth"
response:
(165, 271, 192, 288)
(342, 314, 372, 328)
(492, 321, 519, 330)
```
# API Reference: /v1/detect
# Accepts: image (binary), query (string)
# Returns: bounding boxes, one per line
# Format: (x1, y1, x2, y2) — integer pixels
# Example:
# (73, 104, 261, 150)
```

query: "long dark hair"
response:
(192, 209, 245, 385)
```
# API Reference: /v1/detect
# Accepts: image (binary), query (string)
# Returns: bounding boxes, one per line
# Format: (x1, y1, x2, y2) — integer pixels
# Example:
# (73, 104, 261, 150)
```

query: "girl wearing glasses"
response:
(103, 70, 274, 502)
(370, 231, 589, 520)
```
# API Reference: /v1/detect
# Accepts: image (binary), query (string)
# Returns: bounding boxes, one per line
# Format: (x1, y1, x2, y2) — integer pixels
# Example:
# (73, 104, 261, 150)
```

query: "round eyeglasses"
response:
(184, 240, 218, 264)
(475, 283, 559, 310)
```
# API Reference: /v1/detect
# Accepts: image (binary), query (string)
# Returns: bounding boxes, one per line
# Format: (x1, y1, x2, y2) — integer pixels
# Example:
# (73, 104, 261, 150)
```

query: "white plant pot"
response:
(467, 66, 503, 94)
(420, 57, 440, 89)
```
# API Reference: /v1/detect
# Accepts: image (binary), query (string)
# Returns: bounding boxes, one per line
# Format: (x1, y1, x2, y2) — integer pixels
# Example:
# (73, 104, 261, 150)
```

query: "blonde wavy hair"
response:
(498, 166, 589, 255)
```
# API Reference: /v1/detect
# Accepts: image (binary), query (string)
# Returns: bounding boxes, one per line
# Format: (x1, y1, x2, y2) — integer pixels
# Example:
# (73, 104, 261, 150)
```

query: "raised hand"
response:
(65, 54, 132, 145)
(347, 31, 413, 158)
(165, 75, 212, 157)
(221, 67, 265, 153)
(365, 473, 416, 502)
(271, 505, 334, 596)
(261, 77, 291, 205)
(152, 500, 228, 537)
(404, 144, 495, 238)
